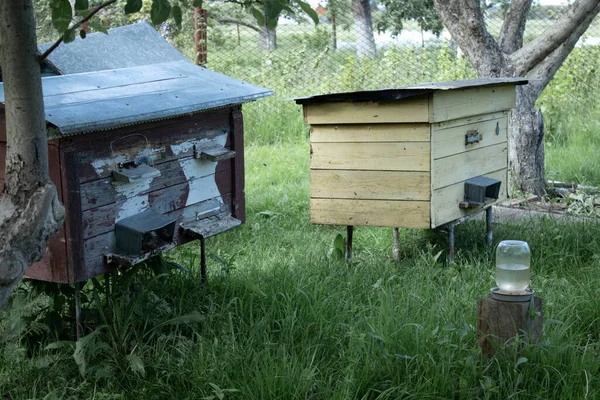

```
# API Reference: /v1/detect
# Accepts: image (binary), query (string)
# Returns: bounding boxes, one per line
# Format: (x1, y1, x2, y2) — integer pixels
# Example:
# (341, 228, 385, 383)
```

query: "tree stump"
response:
(477, 295, 543, 357)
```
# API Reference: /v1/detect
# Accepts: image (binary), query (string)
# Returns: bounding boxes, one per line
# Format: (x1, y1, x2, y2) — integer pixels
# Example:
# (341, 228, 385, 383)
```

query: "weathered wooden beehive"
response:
(0, 60, 271, 283)
(295, 78, 527, 231)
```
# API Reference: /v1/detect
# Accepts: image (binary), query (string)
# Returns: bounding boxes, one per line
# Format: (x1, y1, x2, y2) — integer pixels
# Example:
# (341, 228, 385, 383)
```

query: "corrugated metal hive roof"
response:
(0, 61, 272, 136)
(294, 77, 528, 104)
(38, 22, 188, 75)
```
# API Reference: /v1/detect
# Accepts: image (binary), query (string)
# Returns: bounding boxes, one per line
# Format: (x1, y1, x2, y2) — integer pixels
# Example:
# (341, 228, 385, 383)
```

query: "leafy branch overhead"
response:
(46, 0, 318, 55)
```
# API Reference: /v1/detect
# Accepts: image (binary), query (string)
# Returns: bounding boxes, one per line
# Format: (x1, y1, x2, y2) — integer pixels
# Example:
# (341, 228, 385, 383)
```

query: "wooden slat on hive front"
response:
(311, 198, 430, 228)
(432, 142, 507, 189)
(310, 124, 430, 143)
(432, 85, 516, 123)
(311, 170, 430, 200)
(431, 113, 508, 160)
(304, 96, 430, 124)
(311, 142, 430, 171)
(430, 168, 508, 228)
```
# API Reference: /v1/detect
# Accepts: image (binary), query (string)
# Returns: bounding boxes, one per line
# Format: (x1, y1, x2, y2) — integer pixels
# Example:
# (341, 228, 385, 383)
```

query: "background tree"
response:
(375, 0, 442, 40)
(433, 0, 600, 196)
(352, 0, 376, 58)
(0, 0, 317, 309)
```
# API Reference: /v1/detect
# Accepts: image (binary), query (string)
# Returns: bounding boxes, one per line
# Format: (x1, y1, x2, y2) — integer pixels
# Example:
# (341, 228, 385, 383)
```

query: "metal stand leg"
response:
(75, 282, 83, 340)
(346, 226, 353, 261)
(392, 227, 400, 260)
(486, 206, 493, 250)
(447, 224, 455, 264)
(200, 236, 207, 285)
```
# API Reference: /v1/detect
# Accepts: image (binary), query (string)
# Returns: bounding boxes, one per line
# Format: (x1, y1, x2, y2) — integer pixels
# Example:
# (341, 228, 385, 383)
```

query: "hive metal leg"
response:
(200, 236, 207, 285)
(346, 226, 353, 261)
(486, 206, 493, 250)
(392, 227, 400, 260)
(447, 224, 455, 264)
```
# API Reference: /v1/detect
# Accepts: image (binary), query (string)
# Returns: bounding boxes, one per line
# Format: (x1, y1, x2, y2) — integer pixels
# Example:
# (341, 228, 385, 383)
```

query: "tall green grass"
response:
(2, 142, 600, 399)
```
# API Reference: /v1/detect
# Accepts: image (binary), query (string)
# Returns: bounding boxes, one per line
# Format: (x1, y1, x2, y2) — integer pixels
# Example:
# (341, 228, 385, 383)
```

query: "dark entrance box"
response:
(0, 60, 271, 283)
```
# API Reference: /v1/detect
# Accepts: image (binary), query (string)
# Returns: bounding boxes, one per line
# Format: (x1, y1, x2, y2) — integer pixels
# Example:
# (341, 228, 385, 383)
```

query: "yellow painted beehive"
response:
(295, 78, 527, 229)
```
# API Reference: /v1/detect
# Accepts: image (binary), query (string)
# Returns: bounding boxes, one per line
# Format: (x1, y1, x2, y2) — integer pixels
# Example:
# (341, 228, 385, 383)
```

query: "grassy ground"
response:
(2, 139, 600, 399)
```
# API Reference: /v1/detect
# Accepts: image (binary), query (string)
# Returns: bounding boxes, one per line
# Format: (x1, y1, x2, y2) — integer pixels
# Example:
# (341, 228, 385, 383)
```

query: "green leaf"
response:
(515, 356, 528, 367)
(74, 0, 88, 11)
(124, 0, 143, 14)
(126, 354, 146, 377)
(333, 233, 345, 252)
(63, 29, 76, 43)
(293, 0, 319, 25)
(172, 5, 182, 27)
(51, 0, 73, 33)
(250, 7, 265, 27)
(192, 0, 203, 7)
(151, 0, 172, 25)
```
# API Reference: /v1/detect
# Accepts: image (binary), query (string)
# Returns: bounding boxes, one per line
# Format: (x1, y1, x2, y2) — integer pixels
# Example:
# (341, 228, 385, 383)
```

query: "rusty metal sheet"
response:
(0, 61, 272, 136)
(294, 77, 528, 105)
(38, 22, 188, 75)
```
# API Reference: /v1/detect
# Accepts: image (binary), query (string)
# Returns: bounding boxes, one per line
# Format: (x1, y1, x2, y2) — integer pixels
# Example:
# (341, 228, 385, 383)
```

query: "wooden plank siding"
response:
(303, 96, 430, 125)
(432, 85, 516, 123)
(431, 168, 509, 228)
(82, 194, 234, 281)
(79, 153, 232, 211)
(432, 142, 508, 189)
(431, 112, 508, 160)
(310, 123, 430, 142)
(81, 168, 233, 239)
(311, 170, 430, 201)
(311, 142, 430, 171)
(311, 199, 430, 228)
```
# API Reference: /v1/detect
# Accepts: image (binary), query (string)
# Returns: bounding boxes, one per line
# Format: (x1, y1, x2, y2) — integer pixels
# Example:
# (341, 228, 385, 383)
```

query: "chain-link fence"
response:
(166, 3, 598, 144)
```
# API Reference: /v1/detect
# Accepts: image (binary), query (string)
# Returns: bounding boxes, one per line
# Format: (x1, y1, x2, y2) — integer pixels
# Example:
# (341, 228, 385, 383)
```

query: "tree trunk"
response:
(352, 0, 376, 59)
(0, 0, 64, 309)
(510, 85, 545, 195)
(259, 26, 277, 51)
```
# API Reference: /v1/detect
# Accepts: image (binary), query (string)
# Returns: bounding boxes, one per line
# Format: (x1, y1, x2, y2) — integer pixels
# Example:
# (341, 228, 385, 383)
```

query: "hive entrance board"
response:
(296, 78, 527, 230)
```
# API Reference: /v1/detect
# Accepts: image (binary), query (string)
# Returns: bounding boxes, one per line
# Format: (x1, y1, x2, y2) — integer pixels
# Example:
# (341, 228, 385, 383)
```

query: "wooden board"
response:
(432, 113, 508, 160)
(432, 85, 516, 123)
(310, 198, 430, 228)
(82, 194, 233, 281)
(310, 124, 430, 143)
(303, 96, 430, 124)
(59, 109, 231, 184)
(311, 170, 430, 201)
(311, 142, 430, 171)
(431, 168, 508, 228)
(80, 156, 231, 211)
(432, 143, 508, 189)
(82, 169, 233, 239)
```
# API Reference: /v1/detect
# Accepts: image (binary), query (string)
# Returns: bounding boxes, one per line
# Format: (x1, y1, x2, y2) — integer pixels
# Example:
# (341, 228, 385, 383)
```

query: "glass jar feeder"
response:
(491, 240, 534, 301)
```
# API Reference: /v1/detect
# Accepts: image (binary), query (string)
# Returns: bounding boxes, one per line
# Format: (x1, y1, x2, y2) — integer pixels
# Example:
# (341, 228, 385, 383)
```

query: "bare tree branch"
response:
(527, 1, 600, 98)
(508, 0, 600, 75)
(433, 0, 505, 76)
(213, 17, 261, 32)
(499, 0, 533, 54)
(39, 0, 117, 63)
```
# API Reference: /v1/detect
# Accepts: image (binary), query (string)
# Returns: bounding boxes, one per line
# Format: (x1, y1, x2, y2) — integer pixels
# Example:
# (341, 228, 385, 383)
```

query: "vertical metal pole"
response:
(346, 226, 353, 261)
(447, 224, 455, 264)
(200, 236, 207, 285)
(75, 282, 83, 340)
(392, 227, 400, 260)
(486, 206, 493, 250)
